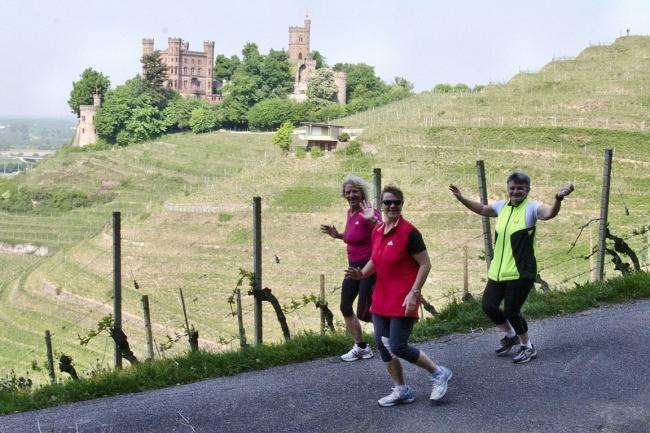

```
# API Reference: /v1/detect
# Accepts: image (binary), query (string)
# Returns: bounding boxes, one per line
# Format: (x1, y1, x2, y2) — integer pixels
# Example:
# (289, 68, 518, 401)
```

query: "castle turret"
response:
(333, 71, 347, 104)
(204, 41, 215, 95)
(288, 16, 311, 63)
(142, 38, 154, 55)
(93, 93, 101, 107)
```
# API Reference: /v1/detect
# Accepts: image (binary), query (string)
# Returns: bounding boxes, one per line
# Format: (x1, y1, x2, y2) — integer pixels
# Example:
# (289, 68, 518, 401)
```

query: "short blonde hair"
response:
(341, 174, 369, 201)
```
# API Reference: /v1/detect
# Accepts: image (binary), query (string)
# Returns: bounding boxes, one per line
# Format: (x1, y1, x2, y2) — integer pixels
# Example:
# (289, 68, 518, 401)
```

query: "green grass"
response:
(2, 271, 648, 414)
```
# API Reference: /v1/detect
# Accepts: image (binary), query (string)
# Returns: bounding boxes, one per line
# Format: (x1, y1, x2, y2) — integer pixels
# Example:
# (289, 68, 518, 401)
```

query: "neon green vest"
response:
(488, 198, 537, 281)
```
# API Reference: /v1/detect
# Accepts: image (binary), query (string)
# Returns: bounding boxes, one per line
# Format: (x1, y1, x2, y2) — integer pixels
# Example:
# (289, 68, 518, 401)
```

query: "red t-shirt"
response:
(343, 209, 382, 262)
(369, 217, 426, 318)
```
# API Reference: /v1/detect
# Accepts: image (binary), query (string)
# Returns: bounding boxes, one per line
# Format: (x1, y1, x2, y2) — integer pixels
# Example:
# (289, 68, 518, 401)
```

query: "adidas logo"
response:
(387, 240, 394, 246)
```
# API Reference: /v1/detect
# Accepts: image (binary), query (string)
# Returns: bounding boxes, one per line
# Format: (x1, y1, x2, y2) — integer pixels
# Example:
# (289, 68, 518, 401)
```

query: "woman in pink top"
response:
(321, 175, 381, 362)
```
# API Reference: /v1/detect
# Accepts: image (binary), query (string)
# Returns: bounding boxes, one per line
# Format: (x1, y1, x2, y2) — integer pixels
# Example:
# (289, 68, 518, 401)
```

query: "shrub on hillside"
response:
(337, 132, 350, 142)
(189, 103, 223, 133)
(310, 146, 324, 158)
(273, 121, 294, 152)
(247, 99, 300, 130)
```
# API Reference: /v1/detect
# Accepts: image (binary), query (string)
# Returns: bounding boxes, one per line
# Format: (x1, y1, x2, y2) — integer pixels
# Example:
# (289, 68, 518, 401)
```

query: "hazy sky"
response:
(1, 0, 648, 118)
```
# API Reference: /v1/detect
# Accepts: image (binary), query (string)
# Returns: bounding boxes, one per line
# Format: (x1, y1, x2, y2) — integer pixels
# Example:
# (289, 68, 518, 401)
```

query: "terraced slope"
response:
(1, 36, 649, 382)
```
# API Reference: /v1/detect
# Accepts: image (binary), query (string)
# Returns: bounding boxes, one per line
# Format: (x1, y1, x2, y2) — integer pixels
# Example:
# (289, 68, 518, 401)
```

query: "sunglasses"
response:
(382, 199, 403, 207)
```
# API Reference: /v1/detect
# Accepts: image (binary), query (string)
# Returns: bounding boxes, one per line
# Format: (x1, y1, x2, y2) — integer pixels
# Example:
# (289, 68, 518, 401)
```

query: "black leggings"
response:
(372, 314, 420, 363)
(341, 260, 374, 322)
(482, 278, 534, 335)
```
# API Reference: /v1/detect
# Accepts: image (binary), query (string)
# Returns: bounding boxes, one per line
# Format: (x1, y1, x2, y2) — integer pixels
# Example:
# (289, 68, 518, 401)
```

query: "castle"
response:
(142, 38, 222, 103)
(71, 93, 101, 146)
(288, 16, 346, 103)
(73, 16, 343, 146)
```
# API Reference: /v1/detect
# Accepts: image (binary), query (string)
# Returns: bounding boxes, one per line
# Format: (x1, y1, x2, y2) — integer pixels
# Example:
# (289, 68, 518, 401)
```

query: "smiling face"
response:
(507, 181, 530, 205)
(381, 192, 403, 221)
(344, 183, 363, 209)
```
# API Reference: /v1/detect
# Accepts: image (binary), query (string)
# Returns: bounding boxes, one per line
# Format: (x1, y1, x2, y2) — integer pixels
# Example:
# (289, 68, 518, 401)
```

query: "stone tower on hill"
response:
(288, 16, 346, 104)
(71, 93, 101, 147)
(142, 38, 222, 103)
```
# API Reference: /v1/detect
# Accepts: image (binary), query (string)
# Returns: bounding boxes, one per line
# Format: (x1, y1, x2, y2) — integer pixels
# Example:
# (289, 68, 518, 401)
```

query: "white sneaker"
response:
(378, 386, 415, 407)
(430, 366, 452, 401)
(340, 344, 374, 362)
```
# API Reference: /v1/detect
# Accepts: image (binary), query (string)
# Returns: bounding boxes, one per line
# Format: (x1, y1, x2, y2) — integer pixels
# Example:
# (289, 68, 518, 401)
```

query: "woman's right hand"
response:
(449, 184, 462, 199)
(320, 224, 340, 239)
(344, 266, 363, 280)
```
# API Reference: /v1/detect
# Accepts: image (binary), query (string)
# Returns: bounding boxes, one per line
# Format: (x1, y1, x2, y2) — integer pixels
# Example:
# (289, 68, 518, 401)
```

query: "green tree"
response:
(259, 49, 294, 98)
(273, 121, 294, 152)
(162, 95, 201, 132)
(214, 54, 241, 81)
(189, 103, 222, 133)
(141, 51, 168, 90)
(68, 68, 110, 117)
(310, 50, 327, 69)
(248, 98, 300, 130)
(333, 63, 386, 100)
(307, 68, 338, 105)
(95, 77, 168, 145)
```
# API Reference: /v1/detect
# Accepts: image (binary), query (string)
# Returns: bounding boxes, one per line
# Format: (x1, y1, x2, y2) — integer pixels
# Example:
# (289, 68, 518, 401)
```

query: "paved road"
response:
(2, 300, 650, 433)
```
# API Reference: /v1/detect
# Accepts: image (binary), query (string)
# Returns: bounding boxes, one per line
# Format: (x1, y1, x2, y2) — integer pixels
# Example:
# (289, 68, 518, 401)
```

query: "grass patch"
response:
(2, 272, 648, 414)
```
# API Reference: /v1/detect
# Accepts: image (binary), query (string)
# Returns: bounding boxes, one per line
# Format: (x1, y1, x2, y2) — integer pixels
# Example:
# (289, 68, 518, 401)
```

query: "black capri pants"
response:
(341, 260, 374, 322)
(482, 278, 534, 335)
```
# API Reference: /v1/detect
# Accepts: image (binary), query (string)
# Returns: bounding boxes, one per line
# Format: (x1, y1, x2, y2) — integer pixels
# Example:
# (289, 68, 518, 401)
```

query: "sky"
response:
(1, 0, 649, 118)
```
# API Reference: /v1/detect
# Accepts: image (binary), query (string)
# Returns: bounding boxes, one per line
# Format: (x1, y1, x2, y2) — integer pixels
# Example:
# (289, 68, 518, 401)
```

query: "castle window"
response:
(82, 115, 85, 122)
(191, 68, 195, 76)
(82, 128, 85, 133)
(298, 52, 302, 60)
(299, 36, 303, 42)
(198, 68, 201, 75)
(184, 67, 188, 74)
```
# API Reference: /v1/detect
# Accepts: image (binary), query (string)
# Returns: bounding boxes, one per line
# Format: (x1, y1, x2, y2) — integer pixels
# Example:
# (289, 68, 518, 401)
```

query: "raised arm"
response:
(449, 184, 497, 217)
(537, 183, 575, 221)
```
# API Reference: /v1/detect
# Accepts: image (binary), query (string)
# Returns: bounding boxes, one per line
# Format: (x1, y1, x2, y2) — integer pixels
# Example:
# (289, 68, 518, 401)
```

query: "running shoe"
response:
(495, 335, 519, 355)
(340, 344, 374, 362)
(430, 366, 453, 401)
(513, 344, 537, 364)
(378, 386, 416, 407)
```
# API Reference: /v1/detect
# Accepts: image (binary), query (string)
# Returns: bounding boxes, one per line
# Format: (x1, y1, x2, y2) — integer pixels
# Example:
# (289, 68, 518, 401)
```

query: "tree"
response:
(310, 50, 327, 69)
(95, 77, 167, 145)
(247, 99, 299, 131)
(68, 68, 110, 117)
(333, 63, 386, 100)
(162, 94, 201, 132)
(259, 49, 294, 98)
(307, 68, 338, 105)
(141, 51, 168, 90)
(273, 121, 294, 152)
(189, 103, 222, 133)
(214, 54, 241, 81)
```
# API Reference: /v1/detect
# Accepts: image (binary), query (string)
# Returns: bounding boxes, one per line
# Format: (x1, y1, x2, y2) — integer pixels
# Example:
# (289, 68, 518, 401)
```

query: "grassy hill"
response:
(1, 36, 649, 383)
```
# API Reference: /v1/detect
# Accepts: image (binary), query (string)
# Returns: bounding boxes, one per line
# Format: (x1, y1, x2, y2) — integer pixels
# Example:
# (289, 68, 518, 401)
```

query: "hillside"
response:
(1, 36, 649, 381)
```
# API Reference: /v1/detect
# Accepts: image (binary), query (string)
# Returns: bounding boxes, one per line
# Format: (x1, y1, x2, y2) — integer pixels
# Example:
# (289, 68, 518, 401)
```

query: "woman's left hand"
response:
(360, 200, 377, 222)
(402, 290, 419, 316)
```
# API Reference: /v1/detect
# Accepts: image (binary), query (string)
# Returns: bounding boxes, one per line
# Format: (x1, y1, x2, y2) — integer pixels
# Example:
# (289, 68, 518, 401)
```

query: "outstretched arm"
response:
(537, 183, 575, 221)
(449, 184, 497, 217)
(320, 224, 342, 239)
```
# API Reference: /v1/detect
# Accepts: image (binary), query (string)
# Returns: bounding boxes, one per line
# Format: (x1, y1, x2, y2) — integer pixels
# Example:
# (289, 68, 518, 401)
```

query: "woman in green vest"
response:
(449, 171, 574, 364)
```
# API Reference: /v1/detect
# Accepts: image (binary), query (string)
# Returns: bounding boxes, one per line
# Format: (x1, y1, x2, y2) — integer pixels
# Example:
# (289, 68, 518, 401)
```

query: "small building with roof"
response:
(300, 122, 344, 151)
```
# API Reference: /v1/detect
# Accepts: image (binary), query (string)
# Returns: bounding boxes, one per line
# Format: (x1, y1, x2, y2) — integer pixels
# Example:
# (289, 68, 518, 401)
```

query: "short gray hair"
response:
(341, 174, 369, 200)
(506, 170, 531, 187)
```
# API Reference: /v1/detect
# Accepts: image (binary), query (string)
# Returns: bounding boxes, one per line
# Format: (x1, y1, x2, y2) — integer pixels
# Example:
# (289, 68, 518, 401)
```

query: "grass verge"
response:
(2, 271, 649, 415)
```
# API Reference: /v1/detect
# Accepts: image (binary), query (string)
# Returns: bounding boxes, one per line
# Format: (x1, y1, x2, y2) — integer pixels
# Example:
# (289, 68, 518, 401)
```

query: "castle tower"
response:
(288, 16, 311, 63)
(142, 38, 154, 55)
(203, 40, 215, 95)
(333, 71, 347, 104)
(72, 93, 101, 147)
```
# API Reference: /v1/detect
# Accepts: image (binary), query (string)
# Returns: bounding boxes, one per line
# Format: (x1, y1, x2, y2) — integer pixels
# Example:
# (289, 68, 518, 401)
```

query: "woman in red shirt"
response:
(321, 175, 381, 361)
(346, 185, 452, 407)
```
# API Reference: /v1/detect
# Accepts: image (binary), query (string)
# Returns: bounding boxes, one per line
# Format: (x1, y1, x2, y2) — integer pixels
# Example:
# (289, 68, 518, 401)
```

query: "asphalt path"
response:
(2, 300, 650, 433)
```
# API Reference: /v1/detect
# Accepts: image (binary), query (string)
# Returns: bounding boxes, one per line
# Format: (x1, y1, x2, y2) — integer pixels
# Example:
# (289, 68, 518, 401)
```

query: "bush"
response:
(337, 132, 350, 142)
(310, 147, 324, 158)
(295, 146, 306, 158)
(247, 99, 300, 131)
(273, 121, 294, 152)
(334, 139, 363, 157)
(189, 104, 222, 133)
